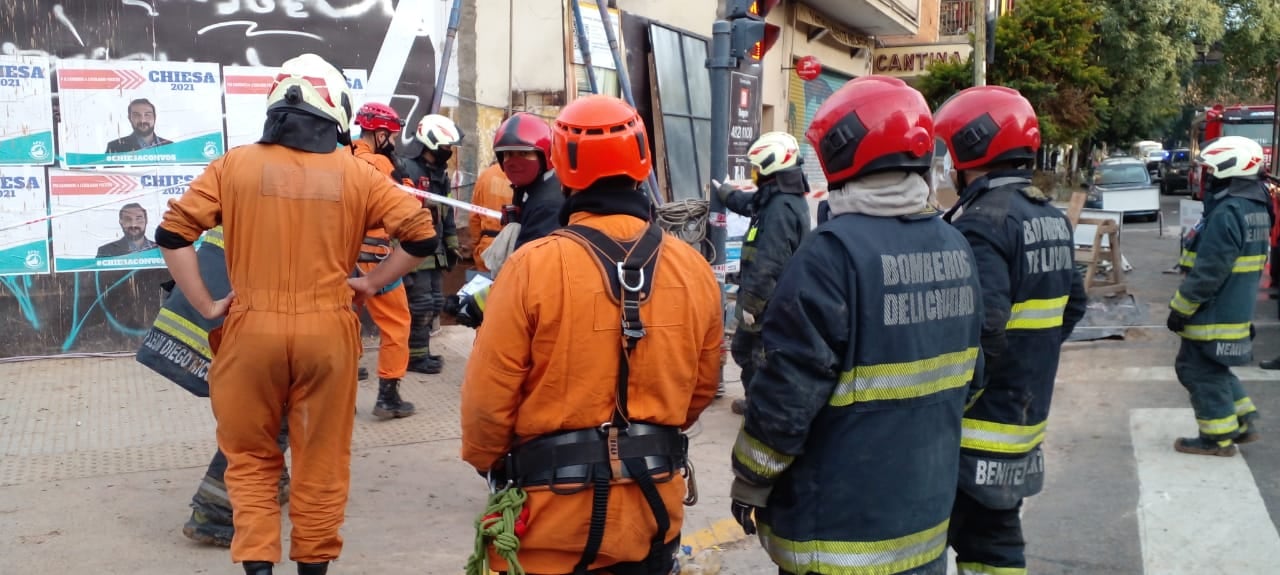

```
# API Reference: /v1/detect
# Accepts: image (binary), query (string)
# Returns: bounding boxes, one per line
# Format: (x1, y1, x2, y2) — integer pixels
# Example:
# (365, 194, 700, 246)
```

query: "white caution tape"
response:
(0, 181, 500, 235)
(395, 182, 502, 220)
(0, 189, 155, 233)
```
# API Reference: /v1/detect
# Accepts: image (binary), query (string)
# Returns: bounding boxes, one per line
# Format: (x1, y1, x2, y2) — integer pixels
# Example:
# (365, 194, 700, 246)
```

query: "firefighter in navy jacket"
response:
(713, 131, 812, 415)
(1167, 135, 1271, 456)
(935, 86, 1087, 575)
(730, 76, 985, 575)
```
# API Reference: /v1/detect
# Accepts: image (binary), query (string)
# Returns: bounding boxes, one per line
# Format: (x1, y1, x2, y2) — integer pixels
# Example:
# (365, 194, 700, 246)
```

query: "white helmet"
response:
(1197, 135, 1266, 179)
(748, 131, 801, 176)
(267, 53, 353, 132)
(415, 114, 463, 150)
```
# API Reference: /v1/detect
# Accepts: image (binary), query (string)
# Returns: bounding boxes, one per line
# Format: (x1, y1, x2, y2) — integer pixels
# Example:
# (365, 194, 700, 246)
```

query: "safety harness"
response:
(354, 236, 402, 295)
(508, 221, 685, 574)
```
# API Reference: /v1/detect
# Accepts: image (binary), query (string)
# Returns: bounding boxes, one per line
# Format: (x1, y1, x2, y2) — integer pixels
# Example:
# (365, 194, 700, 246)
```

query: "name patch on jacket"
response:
(1023, 216, 1074, 273)
(1245, 212, 1271, 243)
(882, 250, 977, 326)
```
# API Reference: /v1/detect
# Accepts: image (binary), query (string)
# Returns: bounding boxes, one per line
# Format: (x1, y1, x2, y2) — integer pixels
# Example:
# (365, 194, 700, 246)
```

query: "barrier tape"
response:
(0, 182, 500, 234)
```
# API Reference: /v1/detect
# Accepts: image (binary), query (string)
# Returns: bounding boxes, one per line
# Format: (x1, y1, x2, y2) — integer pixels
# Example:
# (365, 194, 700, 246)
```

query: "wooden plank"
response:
(1067, 190, 1088, 226)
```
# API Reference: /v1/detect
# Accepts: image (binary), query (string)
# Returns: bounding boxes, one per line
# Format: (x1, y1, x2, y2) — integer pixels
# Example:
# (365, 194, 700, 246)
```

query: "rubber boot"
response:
(243, 561, 273, 575)
(407, 355, 443, 374)
(1173, 435, 1237, 457)
(297, 562, 329, 575)
(1261, 356, 1280, 370)
(1237, 413, 1261, 444)
(373, 378, 416, 419)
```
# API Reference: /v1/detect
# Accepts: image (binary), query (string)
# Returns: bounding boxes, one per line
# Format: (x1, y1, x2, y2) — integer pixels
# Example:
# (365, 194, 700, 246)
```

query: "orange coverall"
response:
(460, 212, 723, 574)
(351, 139, 412, 379)
(469, 162, 512, 272)
(160, 144, 436, 564)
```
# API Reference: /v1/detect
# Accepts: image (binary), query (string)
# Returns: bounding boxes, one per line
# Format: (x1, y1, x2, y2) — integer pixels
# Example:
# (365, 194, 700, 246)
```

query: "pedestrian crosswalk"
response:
(1131, 408, 1280, 574)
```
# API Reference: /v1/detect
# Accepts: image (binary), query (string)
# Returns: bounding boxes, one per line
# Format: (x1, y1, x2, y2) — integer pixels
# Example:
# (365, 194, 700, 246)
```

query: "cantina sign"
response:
(872, 44, 972, 77)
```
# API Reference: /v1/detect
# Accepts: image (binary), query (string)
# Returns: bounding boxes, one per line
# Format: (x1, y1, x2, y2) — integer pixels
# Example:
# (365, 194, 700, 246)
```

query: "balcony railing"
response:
(940, 0, 975, 37)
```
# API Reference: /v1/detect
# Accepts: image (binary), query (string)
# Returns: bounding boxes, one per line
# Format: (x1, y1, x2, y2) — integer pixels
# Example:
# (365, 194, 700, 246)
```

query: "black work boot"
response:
(1173, 435, 1237, 457)
(1261, 356, 1280, 370)
(243, 561, 273, 575)
(182, 508, 233, 547)
(373, 378, 416, 419)
(406, 355, 443, 374)
(1237, 413, 1261, 444)
(358, 367, 369, 381)
(297, 562, 328, 575)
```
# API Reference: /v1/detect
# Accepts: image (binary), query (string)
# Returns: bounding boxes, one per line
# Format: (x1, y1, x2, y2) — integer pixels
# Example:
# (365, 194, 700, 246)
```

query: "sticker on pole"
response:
(223, 66, 368, 148)
(0, 165, 50, 275)
(0, 55, 55, 166)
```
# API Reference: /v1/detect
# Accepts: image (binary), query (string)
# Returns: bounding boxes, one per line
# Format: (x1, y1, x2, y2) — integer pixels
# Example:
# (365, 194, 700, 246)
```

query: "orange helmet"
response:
(550, 95, 651, 191)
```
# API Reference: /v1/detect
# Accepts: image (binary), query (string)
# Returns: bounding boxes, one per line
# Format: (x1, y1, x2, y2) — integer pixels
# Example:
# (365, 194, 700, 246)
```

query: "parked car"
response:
(1084, 157, 1161, 221)
(1159, 148, 1193, 195)
(1144, 149, 1166, 181)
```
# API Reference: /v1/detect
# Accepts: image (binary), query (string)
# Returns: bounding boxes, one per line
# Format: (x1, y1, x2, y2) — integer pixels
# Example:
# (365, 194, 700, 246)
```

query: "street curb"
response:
(681, 517, 749, 554)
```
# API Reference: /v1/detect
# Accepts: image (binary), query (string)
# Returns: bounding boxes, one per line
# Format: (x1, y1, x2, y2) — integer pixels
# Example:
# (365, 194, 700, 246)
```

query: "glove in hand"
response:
(1166, 310, 1190, 333)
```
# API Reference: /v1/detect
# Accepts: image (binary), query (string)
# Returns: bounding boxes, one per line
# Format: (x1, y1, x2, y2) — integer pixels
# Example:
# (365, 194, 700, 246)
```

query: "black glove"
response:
(1167, 310, 1191, 333)
(1251, 324, 1257, 340)
(444, 294, 484, 329)
(730, 500, 757, 536)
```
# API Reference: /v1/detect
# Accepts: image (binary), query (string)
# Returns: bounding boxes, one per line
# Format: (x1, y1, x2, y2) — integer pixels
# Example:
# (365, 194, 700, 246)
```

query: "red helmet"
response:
(493, 112, 552, 162)
(805, 76, 934, 187)
(354, 102, 403, 132)
(551, 95, 651, 191)
(933, 86, 1040, 171)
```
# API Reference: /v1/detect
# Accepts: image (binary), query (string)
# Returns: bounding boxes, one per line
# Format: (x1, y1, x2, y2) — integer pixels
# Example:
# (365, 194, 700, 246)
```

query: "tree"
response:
(1091, 0, 1225, 145)
(917, 0, 1111, 145)
(1193, 0, 1280, 104)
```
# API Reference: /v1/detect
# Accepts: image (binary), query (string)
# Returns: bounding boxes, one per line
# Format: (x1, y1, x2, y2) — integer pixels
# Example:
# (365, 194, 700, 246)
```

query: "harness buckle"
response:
(616, 262, 645, 293)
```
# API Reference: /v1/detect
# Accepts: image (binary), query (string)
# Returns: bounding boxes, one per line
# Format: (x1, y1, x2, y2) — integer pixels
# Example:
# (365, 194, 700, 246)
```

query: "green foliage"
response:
(1092, 0, 1225, 144)
(1194, 0, 1280, 104)
(916, 0, 1110, 145)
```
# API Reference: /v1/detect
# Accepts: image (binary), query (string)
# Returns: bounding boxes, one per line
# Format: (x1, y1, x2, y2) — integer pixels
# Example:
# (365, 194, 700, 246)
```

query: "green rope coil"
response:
(465, 486, 529, 575)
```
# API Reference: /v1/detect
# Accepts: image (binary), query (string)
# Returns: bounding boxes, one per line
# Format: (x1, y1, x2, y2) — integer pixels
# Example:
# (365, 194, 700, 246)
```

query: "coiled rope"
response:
(655, 199, 715, 263)
(465, 487, 529, 575)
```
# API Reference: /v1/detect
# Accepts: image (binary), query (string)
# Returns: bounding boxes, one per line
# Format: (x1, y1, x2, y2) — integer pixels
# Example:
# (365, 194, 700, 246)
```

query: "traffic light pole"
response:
(707, 20, 733, 279)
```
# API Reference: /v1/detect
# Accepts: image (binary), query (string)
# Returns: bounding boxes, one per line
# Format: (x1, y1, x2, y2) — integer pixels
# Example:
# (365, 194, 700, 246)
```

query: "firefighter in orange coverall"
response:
(156, 53, 438, 575)
(350, 101, 416, 419)
(460, 94, 723, 575)
(469, 161, 512, 275)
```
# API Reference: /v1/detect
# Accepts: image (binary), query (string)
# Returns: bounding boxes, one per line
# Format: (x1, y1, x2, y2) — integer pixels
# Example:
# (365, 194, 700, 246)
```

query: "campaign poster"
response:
(0, 165, 50, 275)
(48, 165, 203, 271)
(56, 60, 225, 167)
(222, 66, 370, 149)
(0, 55, 55, 165)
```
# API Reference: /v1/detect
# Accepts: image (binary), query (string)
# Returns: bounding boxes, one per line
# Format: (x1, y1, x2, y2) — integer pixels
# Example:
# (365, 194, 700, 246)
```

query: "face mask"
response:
(431, 147, 453, 166)
(503, 154, 543, 187)
(375, 132, 395, 156)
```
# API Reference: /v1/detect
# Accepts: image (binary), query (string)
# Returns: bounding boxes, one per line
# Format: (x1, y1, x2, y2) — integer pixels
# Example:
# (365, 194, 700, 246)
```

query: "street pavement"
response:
(5, 195, 1280, 574)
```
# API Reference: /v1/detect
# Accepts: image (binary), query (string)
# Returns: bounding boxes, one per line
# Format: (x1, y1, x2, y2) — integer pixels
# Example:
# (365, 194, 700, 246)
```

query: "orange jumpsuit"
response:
(351, 140, 413, 380)
(469, 162, 513, 272)
(460, 212, 723, 574)
(160, 144, 436, 564)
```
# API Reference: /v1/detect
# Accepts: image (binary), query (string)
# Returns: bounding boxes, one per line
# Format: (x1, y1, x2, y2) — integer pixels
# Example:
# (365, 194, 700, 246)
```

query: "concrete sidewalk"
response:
(0, 326, 753, 574)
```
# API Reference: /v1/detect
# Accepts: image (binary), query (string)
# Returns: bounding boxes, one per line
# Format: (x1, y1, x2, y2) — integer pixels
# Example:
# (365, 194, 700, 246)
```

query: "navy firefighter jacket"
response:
(945, 170, 1087, 508)
(731, 208, 984, 575)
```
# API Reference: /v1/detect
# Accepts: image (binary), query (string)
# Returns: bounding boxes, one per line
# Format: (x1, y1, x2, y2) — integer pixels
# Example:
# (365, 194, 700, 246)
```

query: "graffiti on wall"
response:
(0, 0, 456, 355)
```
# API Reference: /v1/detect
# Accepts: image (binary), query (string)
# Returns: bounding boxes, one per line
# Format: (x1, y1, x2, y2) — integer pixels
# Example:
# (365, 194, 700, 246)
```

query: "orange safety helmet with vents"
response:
(804, 76, 934, 188)
(550, 95, 652, 191)
(933, 85, 1041, 171)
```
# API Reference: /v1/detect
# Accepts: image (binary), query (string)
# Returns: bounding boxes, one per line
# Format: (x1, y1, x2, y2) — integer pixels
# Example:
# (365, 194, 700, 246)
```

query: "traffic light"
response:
(726, 0, 781, 61)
